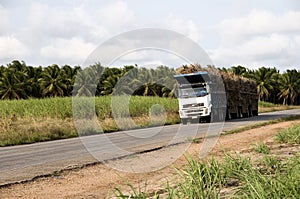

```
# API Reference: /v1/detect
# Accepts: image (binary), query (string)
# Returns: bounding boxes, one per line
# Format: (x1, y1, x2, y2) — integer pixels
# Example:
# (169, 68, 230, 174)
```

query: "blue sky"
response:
(0, 0, 299, 71)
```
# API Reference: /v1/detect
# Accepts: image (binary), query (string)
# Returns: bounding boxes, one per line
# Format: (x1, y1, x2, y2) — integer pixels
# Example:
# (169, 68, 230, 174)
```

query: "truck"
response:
(174, 67, 258, 124)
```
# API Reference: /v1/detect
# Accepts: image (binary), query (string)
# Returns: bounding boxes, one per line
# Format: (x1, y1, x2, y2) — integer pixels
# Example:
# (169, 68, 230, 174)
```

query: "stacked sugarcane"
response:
(176, 64, 258, 118)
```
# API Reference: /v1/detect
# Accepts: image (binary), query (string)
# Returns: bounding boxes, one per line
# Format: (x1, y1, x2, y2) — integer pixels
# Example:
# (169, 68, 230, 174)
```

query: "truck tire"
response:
(226, 107, 231, 120)
(237, 106, 242, 118)
(242, 110, 249, 118)
(181, 118, 188, 125)
(252, 110, 258, 116)
(191, 117, 200, 124)
(206, 115, 211, 123)
(248, 105, 253, 117)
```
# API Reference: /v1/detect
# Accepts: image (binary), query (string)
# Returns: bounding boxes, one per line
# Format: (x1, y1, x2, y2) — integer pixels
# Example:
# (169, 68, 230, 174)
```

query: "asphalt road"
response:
(0, 109, 299, 186)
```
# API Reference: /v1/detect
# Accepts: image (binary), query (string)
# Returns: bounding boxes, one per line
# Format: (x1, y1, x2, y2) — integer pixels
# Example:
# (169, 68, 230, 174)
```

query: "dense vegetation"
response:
(0, 60, 300, 105)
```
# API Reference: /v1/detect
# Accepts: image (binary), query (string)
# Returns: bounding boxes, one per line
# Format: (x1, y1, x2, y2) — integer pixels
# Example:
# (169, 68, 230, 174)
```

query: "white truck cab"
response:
(174, 72, 212, 124)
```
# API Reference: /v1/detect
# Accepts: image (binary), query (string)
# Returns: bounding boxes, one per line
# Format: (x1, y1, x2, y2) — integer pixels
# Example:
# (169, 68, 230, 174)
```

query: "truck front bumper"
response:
(179, 107, 210, 119)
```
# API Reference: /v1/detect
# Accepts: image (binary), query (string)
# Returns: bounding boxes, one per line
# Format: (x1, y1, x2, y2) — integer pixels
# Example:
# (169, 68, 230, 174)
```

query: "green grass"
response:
(258, 101, 276, 108)
(275, 123, 300, 144)
(0, 118, 77, 146)
(253, 142, 270, 154)
(0, 96, 180, 146)
(258, 101, 300, 113)
(0, 97, 299, 147)
(0, 96, 179, 120)
(223, 115, 300, 135)
(115, 153, 300, 198)
(115, 122, 300, 198)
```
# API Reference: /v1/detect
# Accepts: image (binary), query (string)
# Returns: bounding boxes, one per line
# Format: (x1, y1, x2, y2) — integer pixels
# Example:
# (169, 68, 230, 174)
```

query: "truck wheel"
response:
(237, 106, 242, 118)
(226, 107, 231, 120)
(248, 105, 253, 117)
(252, 110, 258, 116)
(191, 118, 199, 124)
(235, 107, 240, 119)
(181, 118, 188, 125)
(206, 115, 211, 123)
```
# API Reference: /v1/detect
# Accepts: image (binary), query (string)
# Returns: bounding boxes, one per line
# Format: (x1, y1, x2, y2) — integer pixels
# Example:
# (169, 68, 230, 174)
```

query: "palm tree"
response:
(278, 69, 300, 105)
(97, 67, 122, 95)
(130, 68, 161, 96)
(0, 70, 27, 99)
(250, 67, 278, 101)
(39, 64, 67, 97)
(74, 64, 104, 96)
(24, 65, 43, 98)
(229, 65, 247, 76)
(7, 60, 27, 72)
(61, 65, 81, 96)
(0, 61, 29, 100)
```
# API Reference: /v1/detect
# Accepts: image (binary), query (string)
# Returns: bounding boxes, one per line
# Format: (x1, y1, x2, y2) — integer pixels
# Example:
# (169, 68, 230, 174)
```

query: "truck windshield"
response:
(179, 87, 207, 98)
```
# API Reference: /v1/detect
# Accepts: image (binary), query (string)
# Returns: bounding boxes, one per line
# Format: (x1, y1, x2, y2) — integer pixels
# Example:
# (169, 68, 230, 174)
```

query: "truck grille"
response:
(187, 113, 203, 116)
(186, 109, 203, 113)
(182, 103, 204, 108)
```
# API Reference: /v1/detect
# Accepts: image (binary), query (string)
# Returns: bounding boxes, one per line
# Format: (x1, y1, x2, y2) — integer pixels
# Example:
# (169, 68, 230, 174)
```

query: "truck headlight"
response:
(205, 108, 208, 114)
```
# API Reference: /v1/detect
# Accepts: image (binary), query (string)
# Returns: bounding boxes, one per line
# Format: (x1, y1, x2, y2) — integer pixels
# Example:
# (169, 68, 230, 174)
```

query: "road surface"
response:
(0, 109, 299, 186)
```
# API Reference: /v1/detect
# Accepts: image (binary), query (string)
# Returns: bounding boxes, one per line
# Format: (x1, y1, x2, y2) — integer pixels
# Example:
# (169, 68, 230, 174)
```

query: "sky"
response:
(0, 0, 299, 72)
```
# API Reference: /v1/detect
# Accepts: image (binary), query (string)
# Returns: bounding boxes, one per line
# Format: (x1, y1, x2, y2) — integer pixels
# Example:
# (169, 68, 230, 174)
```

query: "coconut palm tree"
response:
(39, 64, 67, 97)
(0, 61, 29, 99)
(278, 69, 300, 105)
(249, 67, 278, 101)
(61, 65, 81, 96)
(0, 70, 27, 99)
(130, 68, 161, 96)
(97, 67, 122, 95)
(24, 65, 43, 98)
(74, 64, 104, 96)
(229, 65, 247, 76)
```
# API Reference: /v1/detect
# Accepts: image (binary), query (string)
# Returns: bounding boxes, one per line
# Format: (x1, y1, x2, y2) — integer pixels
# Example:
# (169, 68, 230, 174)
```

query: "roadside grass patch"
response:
(115, 152, 300, 199)
(275, 123, 300, 144)
(115, 122, 300, 198)
(0, 96, 299, 146)
(0, 118, 77, 146)
(223, 115, 300, 135)
(258, 101, 300, 113)
(252, 142, 270, 154)
(0, 96, 180, 146)
(258, 101, 276, 108)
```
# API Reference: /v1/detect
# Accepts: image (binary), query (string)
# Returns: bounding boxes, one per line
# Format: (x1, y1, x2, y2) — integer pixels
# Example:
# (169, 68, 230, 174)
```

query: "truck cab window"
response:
(179, 87, 207, 98)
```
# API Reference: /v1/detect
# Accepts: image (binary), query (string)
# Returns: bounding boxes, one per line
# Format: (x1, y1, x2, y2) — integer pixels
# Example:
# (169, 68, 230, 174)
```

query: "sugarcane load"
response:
(174, 64, 258, 124)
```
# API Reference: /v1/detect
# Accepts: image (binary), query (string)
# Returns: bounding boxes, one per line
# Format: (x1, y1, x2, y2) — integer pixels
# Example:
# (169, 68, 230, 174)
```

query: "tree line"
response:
(0, 60, 299, 105)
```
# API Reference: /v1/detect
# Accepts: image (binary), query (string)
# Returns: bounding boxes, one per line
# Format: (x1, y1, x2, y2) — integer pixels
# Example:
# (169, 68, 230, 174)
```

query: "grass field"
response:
(0, 96, 179, 146)
(258, 100, 299, 113)
(0, 97, 299, 146)
(116, 123, 300, 198)
(0, 96, 179, 119)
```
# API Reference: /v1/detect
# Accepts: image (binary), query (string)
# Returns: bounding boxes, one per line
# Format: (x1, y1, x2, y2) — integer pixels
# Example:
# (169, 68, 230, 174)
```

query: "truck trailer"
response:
(174, 67, 258, 124)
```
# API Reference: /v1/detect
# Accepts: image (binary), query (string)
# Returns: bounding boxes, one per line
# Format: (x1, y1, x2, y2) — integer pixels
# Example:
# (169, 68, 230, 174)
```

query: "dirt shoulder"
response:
(0, 120, 299, 199)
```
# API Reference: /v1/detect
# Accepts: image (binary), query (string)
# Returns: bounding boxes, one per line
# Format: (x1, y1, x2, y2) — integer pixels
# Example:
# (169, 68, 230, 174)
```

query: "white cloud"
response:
(210, 10, 300, 69)
(166, 13, 202, 42)
(220, 10, 300, 45)
(0, 5, 10, 34)
(23, 1, 138, 65)
(96, 1, 136, 31)
(0, 35, 30, 60)
(26, 2, 103, 40)
(209, 34, 299, 68)
(40, 37, 96, 64)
